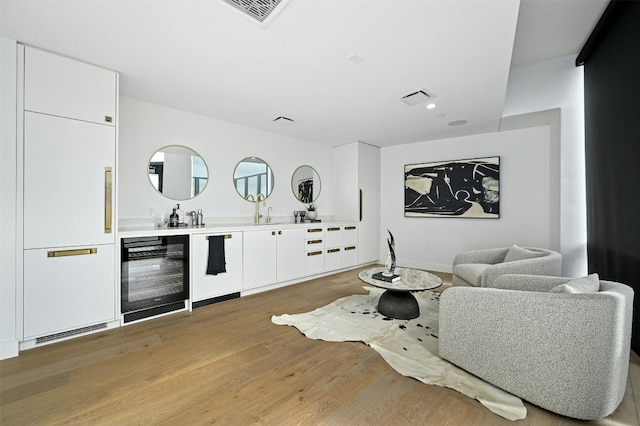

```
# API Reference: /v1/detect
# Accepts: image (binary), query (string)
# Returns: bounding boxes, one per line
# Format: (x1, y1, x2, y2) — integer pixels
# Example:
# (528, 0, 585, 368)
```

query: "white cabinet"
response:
(192, 232, 243, 302)
(243, 228, 304, 291)
(24, 46, 117, 126)
(20, 45, 118, 342)
(23, 246, 115, 339)
(333, 142, 380, 264)
(23, 112, 115, 248)
(304, 227, 324, 275)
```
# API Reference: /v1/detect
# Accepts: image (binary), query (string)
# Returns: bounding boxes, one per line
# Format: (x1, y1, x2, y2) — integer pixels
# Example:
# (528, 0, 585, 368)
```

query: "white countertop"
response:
(118, 220, 356, 238)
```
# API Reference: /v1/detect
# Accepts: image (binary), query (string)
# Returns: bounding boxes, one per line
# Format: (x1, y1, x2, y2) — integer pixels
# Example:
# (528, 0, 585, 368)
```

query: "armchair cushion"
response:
(550, 273, 600, 294)
(503, 244, 546, 262)
(452, 263, 490, 287)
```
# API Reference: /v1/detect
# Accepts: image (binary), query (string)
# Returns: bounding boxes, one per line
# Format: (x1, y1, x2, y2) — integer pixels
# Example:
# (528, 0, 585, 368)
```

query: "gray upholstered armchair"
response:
(439, 274, 634, 420)
(452, 245, 561, 287)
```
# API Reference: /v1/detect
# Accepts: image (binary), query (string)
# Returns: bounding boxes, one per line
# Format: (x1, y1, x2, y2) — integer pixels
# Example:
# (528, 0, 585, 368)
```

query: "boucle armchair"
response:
(452, 245, 561, 287)
(439, 274, 634, 420)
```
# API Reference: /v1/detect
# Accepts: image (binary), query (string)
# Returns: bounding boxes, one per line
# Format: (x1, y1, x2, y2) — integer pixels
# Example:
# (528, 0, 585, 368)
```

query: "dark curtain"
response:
(579, 0, 640, 352)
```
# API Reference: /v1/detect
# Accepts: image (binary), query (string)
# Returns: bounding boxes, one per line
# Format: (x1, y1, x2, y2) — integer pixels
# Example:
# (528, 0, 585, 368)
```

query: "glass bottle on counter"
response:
(169, 208, 179, 227)
(175, 203, 185, 224)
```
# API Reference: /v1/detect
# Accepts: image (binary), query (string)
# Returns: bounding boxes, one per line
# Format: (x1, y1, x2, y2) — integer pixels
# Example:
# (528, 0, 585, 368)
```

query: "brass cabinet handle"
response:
(272, 231, 277, 236)
(206, 234, 232, 240)
(307, 228, 322, 233)
(48, 248, 97, 258)
(345, 246, 356, 251)
(307, 251, 322, 256)
(104, 167, 112, 234)
(327, 227, 340, 231)
(327, 248, 340, 253)
(307, 239, 322, 244)
(359, 189, 363, 221)
(345, 226, 356, 230)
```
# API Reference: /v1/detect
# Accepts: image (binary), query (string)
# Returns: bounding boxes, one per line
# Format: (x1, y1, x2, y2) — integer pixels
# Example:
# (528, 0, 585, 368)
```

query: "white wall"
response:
(503, 55, 587, 276)
(1, 37, 19, 358)
(118, 97, 334, 225)
(380, 126, 556, 272)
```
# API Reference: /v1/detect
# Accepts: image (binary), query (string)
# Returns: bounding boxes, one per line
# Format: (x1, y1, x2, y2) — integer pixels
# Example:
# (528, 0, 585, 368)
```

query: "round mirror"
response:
(291, 165, 321, 203)
(148, 145, 208, 200)
(233, 157, 274, 201)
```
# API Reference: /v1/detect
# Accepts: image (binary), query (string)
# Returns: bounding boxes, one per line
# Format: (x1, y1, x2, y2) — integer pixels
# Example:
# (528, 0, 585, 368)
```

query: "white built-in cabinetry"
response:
(242, 227, 305, 291)
(191, 231, 243, 303)
(20, 45, 118, 343)
(304, 227, 325, 275)
(242, 224, 358, 293)
(333, 142, 380, 264)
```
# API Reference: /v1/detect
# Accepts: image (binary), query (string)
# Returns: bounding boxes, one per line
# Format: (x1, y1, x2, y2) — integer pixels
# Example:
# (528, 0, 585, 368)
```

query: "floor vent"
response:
(123, 301, 186, 323)
(36, 323, 107, 344)
(219, 0, 290, 25)
(193, 292, 240, 309)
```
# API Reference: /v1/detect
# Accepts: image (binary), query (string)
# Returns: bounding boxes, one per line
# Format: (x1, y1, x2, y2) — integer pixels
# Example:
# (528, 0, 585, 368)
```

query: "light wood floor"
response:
(1, 266, 639, 425)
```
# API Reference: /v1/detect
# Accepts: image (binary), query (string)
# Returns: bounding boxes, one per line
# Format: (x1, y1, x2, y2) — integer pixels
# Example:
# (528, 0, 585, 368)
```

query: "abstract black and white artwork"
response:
(404, 156, 500, 218)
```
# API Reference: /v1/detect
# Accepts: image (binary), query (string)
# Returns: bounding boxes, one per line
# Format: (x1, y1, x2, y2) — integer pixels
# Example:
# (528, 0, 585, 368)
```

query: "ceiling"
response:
(0, 0, 608, 148)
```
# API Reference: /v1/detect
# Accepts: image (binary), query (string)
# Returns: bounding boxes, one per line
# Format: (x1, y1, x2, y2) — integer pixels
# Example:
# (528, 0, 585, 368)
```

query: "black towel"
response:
(206, 235, 226, 275)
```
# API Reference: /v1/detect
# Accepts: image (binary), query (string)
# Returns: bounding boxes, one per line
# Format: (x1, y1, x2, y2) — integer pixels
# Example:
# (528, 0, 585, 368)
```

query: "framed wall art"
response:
(404, 156, 500, 218)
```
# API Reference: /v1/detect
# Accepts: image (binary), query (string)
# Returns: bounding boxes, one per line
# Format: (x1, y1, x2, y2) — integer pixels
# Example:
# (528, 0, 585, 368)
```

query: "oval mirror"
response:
(233, 157, 274, 201)
(148, 145, 208, 200)
(291, 165, 321, 203)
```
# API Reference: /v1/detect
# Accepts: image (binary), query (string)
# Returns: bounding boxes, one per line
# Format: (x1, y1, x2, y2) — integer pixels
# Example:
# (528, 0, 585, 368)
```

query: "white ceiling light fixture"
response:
(426, 103, 437, 110)
(273, 116, 295, 126)
(448, 119, 468, 126)
(401, 89, 435, 106)
(219, 0, 292, 26)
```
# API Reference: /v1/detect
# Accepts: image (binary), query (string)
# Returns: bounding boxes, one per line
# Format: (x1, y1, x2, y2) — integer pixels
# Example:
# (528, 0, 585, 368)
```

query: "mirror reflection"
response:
(148, 145, 208, 200)
(291, 165, 320, 203)
(233, 157, 274, 201)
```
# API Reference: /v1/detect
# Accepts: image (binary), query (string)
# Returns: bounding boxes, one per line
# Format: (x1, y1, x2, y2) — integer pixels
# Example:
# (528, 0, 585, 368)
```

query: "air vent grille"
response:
(401, 90, 435, 106)
(220, 0, 287, 24)
(36, 323, 107, 344)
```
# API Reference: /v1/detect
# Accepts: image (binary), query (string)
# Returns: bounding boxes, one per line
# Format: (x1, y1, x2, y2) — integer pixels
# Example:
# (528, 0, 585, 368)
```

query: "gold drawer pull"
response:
(345, 226, 356, 230)
(48, 248, 97, 258)
(327, 248, 340, 253)
(104, 167, 112, 234)
(307, 228, 322, 233)
(307, 251, 322, 256)
(105, 116, 113, 123)
(206, 234, 232, 240)
(344, 246, 356, 251)
(307, 239, 322, 244)
(327, 227, 340, 231)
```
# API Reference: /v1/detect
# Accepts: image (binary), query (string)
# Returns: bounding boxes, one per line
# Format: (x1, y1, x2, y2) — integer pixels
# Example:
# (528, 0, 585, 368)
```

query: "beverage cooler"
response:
(121, 235, 189, 323)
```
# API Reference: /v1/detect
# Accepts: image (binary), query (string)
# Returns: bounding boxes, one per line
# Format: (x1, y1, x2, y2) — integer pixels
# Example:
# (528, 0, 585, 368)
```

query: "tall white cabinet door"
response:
(23, 245, 115, 339)
(276, 228, 304, 282)
(243, 230, 277, 290)
(192, 232, 243, 301)
(357, 143, 380, 263)
(23, 112, 115, 249)
(24, 46, 117, 126)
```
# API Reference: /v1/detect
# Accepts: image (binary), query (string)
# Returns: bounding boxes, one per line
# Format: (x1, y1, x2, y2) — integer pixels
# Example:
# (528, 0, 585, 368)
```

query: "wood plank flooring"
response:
(1, 266, 639, 425)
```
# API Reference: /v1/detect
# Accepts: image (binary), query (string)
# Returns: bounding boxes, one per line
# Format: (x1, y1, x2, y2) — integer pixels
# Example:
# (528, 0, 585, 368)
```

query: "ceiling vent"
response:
(273, 116, 295, 126)
(219, 0, 291, 25)
(401, 89, 435, 106)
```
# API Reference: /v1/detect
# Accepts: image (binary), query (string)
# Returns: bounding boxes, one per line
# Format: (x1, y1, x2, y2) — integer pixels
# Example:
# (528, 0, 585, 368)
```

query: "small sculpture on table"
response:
(373, 230, 400, 283)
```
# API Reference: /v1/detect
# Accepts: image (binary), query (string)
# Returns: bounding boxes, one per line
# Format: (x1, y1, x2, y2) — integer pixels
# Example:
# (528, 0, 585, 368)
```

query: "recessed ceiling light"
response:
(426, 103, 437, 110)
(448, 120, 468, 126)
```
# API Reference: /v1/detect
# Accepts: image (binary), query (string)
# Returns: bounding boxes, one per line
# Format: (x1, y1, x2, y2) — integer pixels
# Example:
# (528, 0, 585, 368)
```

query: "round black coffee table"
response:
(358, 267, 443, 320)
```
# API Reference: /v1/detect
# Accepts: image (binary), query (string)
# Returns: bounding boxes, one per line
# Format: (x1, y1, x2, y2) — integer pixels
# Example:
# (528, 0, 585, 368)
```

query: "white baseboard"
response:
(0, 339, 19, 360)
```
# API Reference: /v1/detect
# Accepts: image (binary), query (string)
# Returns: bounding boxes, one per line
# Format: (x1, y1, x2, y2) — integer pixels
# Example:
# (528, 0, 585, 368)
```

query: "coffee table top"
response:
(358, 267, 443, 292)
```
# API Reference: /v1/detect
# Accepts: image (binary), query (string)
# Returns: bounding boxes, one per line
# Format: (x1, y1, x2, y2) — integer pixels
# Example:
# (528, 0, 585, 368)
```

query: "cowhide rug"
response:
(271, 286, 526, 421)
